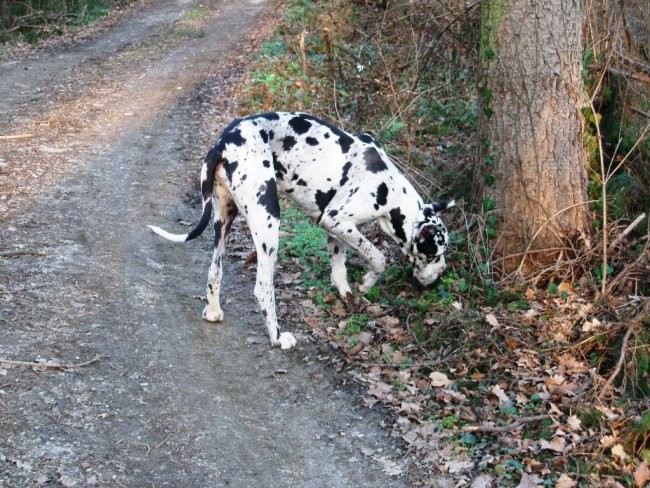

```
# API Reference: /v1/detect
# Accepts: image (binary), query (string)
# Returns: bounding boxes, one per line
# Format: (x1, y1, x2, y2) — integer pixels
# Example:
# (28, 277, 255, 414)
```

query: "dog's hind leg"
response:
(202, 180, 238, 322)
(245, 182, 297, 349)
(327, 236, 352, 297)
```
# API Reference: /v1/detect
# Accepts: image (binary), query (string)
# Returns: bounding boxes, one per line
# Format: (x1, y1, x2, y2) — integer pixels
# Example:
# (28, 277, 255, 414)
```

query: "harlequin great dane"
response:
(149, 112, 454, 349)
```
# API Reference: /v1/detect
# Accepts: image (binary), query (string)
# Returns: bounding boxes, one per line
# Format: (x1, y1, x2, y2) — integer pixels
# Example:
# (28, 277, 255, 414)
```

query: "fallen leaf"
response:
(540, 436, 566, 453)
(398, 401, 420, 414)
(555, 473, 576, 488)
(429, 372, 453, 388)
(490, 384, 511, 405)
(378, 457, 404, 476)
(517, 472, 543, 487)
(445, 459, 475, 474)
(633, 460, 650, 487)
(470, 474, 494, 488)
(611, 443, 627, 461)
(557, 282, 573, 293)
(485, 313, 499, 328)
(566, 415, 581, 431)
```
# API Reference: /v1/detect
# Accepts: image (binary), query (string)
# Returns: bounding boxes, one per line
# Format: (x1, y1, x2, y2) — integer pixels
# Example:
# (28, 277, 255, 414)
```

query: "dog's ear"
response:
(431, 199, 455, 214)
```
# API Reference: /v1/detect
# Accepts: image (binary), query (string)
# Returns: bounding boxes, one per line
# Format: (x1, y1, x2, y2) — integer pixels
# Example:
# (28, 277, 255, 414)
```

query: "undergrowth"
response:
(0, 0, 130, 43)
(241, 0, 650, 484)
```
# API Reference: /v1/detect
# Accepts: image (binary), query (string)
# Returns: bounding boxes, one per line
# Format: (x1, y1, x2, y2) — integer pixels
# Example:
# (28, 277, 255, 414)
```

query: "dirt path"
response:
(0, 1, 411, 486)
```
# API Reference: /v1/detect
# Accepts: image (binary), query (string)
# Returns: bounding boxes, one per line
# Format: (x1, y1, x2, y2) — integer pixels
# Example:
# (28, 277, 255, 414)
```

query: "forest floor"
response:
(0, 0, 421, 486)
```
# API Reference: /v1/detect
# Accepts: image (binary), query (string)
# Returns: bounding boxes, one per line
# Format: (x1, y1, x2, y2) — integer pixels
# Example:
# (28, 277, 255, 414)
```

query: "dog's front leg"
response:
(327, 236, 352, 297)
(321, 218, 386, 294)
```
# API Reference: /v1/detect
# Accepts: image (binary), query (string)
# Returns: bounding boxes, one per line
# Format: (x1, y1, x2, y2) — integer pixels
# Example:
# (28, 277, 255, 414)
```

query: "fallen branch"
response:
(609, 213, 647, 250)
(461, 414, 549, 434)
(598, 326, 634, 399)
(0, 354, 103, 371)
(0, 249, 46, 257)
(0, 134, 34, 141)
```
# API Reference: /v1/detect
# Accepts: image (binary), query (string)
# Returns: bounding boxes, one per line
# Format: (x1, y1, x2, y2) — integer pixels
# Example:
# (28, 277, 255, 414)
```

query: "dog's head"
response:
(410, 199, 455, 286)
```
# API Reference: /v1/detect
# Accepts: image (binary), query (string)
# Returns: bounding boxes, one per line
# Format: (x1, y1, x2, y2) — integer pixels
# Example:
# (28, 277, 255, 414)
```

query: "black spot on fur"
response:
(259, 129, 269, 143)
(355, 132, 377, 144)
(416, 225, 445, 257)
(273, 158, 287, 180)
(297, 179, 307, 186)
(389, 208, 407, 243)
(298, 114, 354, 154)
(263, 160, 271, 168)
(337, 133, 354, 154)
(255, 112, 280, 122)
(339, 161, 352, 186)
(315, 189, 337, 214)
(306, 137, 319, 146)
(328, 209, 339, 218)
(283, 136, 297, 151)
(223, 159, 239, 183)
(214, 221, 222, 248)
(363, 147, 388, 173)
(222, 128, 246, 147)
(289, 116, 312, 135)
(376, 182, 389, 208)
(268, 130, 275, 141)
(257, 179, 280, 220)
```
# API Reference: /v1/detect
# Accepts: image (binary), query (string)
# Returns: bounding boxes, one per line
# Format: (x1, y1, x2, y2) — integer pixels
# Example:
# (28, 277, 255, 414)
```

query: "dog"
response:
(149, 112, 454, 349)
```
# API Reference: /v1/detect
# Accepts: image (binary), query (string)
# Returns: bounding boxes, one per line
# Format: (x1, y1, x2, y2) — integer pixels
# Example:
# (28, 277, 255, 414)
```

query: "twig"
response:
(0, 134, 34, 140)
(609, 213, 647, 250)
(0, 354, 103, 371)
(598, 326, 633, 399)
(632, 107, 650, 119)
(155, 435, 171, 450)
(0, 249, 46, 257)
(461, 414, 549, 433)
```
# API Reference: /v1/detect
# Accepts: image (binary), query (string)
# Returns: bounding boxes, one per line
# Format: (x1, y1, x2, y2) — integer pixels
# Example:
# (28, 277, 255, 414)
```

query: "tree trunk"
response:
(478, 0, 591, 277)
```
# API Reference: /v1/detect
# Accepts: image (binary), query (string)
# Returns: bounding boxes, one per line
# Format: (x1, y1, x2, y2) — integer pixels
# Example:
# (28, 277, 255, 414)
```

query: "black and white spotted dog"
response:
(149, 112, 454, 349)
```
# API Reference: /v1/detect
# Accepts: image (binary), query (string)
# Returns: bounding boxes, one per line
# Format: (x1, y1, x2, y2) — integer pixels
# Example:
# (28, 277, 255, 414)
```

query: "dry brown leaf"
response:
(429, 372, 453, 388)
(557, 282, 573, 293)
(566, 415, 582, 431)
(540, 436, 566, 453)
(517, 472, 543, 487)
(634, 460, 650, 488)
(485, 313, 499, 328)
(490, 384, 511, 405)
(611, 443, 627, 461)
(555, 473, 576, 488)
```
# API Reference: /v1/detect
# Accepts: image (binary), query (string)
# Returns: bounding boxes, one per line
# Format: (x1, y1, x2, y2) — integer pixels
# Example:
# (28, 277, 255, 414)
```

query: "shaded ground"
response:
(0, 1, 413, 485)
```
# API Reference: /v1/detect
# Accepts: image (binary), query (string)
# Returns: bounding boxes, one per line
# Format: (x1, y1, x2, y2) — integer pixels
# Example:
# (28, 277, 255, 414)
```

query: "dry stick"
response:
(461, 414, 549, 434)
(0, 134, 34, 140)
(0, 354, 103, 371)
(0, 249, 46, 257)
(609, 212, 647, 250)
(598, 326, 634, 400)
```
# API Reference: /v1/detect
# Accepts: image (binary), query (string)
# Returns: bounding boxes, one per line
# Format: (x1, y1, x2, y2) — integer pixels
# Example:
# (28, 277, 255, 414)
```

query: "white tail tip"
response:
(147, 225, 188, 243)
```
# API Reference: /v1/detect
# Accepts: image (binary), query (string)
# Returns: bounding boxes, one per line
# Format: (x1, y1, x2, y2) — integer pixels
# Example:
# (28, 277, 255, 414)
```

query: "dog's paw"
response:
(202, 306, 224, 322)
(274, 332, 297, 350)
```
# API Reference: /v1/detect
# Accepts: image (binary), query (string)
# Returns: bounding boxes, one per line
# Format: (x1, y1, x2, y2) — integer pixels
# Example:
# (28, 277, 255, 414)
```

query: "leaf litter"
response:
(266, 242, 650, 486)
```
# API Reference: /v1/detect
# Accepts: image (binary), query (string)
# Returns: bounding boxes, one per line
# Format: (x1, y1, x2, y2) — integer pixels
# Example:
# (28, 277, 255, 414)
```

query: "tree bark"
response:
(479, 0, 591, 276)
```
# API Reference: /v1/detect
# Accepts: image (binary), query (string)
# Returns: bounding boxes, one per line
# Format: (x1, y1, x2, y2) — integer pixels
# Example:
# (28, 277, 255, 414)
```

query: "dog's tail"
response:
(148, 144, 222, 243)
